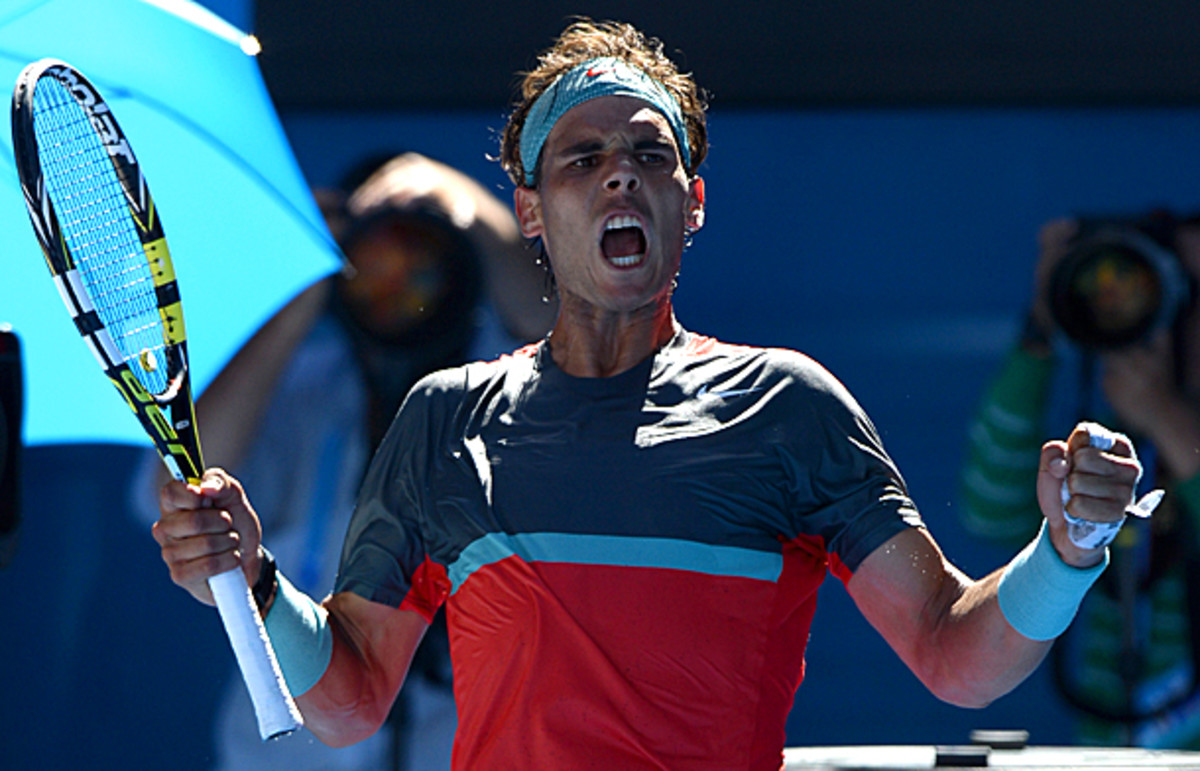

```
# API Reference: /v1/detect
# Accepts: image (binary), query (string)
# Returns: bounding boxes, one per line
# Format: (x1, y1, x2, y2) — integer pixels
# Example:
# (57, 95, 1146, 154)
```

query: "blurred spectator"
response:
(960, 211, 1200, 747)
(134, 152, 553, 769)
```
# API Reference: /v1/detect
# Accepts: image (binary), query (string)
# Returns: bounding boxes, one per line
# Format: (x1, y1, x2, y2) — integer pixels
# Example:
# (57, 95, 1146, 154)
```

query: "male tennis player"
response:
(154, 19, 1144, 769)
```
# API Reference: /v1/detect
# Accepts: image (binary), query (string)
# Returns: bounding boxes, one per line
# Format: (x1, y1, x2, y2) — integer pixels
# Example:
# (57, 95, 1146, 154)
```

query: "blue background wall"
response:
(7, 104, 1200, 768)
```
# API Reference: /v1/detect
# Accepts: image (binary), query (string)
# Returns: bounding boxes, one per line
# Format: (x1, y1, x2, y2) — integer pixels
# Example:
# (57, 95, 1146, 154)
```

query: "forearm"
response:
(296, 621, 398, 747)
(469, 197, 556, 341)
(913, 568, 1052, 708)
(265, 583, 425, 748)
(923, 518, 1106, 706)
(850, 526, 1098, 709)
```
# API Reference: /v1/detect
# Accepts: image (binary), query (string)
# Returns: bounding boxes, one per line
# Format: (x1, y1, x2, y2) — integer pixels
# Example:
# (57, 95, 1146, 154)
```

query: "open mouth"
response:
(601, 214, 647, 267)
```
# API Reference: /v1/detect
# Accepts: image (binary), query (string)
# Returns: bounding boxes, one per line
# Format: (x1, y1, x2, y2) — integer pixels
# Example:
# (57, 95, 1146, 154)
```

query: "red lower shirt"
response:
(337, 330, 921, 769)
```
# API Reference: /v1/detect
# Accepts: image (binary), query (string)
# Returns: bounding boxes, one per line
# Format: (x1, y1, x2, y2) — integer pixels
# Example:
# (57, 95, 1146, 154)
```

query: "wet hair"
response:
(498, 18, 708, 188)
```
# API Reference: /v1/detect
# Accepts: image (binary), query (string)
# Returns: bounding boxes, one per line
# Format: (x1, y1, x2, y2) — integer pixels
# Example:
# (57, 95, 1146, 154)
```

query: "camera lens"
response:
(1049, 227, 1188, 350)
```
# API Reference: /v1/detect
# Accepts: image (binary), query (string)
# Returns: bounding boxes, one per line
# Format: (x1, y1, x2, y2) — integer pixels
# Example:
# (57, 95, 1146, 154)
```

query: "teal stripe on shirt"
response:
(448, 532, 784, 593)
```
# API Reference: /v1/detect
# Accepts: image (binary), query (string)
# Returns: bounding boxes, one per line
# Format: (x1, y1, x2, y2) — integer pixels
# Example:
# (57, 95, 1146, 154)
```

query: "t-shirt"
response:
(336, 328, 922, 770)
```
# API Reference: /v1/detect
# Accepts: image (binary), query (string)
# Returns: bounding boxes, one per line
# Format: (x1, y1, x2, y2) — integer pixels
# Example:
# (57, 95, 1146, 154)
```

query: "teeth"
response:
(602, 214, 645, 266)
(605, 214, 641, 230)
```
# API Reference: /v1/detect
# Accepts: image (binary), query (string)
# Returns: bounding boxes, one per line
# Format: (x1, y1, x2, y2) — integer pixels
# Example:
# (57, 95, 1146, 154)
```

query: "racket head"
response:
(11, 59, 202, 481)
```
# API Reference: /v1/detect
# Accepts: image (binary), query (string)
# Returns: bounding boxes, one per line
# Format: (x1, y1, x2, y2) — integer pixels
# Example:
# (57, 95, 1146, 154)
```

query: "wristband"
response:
(997, 521, 1107, 641)
(263, 570, 334, 696)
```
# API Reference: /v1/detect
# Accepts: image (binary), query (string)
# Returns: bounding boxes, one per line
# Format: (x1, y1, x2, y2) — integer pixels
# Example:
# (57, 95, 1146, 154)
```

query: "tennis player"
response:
(154, 19, 1143, 769)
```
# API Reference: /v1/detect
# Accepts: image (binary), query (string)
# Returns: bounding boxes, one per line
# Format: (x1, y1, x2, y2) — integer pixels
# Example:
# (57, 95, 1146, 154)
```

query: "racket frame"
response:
(11, 58, 302, 740)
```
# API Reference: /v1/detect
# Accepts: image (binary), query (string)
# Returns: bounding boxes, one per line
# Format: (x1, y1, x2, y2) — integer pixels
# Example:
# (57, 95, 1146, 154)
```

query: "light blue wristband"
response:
(996, 521, 1108, 641)
(264, 571, 334, 696)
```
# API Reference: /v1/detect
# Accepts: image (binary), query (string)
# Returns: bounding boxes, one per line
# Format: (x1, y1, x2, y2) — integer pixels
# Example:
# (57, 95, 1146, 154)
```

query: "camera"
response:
(0, 326, 22, 569)
(1048, 211, 1194, 350)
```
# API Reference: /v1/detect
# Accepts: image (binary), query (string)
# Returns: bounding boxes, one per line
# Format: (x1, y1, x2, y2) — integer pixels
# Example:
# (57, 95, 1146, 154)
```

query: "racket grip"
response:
(208, 566, 304, 740)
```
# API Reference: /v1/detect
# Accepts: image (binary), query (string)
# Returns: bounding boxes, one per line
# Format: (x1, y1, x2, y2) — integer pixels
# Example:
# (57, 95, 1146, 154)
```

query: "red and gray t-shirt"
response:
(335, 328, 922, 770)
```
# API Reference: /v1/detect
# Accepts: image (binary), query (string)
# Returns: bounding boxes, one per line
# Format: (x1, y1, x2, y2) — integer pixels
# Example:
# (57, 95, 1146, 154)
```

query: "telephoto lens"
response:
(1049, 223, 1191, 350)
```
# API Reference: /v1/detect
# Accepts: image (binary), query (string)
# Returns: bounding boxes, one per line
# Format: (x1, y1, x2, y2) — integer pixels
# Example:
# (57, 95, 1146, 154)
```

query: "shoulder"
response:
(374, 344, 542, 464)
(404, 342, 541, 413)
(682, 332, 859, 407)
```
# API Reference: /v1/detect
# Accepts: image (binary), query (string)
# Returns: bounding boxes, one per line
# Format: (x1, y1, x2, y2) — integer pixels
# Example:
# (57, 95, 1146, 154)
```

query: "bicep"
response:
(845, 528, 966, 672)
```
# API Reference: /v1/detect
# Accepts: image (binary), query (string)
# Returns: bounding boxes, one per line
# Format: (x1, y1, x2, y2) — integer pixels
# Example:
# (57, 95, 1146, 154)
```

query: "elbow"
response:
(295, 671, 394, 749)
(301, 699, 390, 749)
(913, 653, 1007, 710)
(920, 664, 1015, 710)
(931, 683, 997, 710)
(314, 726, 380, 750)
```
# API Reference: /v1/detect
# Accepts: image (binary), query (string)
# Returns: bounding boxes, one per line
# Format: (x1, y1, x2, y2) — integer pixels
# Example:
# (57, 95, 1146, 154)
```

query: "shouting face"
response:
(515, 95, 704, 317)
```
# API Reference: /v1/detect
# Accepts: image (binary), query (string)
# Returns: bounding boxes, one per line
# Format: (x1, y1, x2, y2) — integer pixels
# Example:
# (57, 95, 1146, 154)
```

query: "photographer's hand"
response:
(1102, 335, 1200, 480)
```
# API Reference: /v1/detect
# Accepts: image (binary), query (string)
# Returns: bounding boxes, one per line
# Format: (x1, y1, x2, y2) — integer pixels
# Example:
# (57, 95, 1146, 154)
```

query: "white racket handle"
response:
(208, 566, 303, 740)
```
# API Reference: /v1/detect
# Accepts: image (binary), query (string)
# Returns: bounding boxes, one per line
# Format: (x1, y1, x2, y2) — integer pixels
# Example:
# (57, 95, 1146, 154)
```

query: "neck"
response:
(547, 295, 678, 378)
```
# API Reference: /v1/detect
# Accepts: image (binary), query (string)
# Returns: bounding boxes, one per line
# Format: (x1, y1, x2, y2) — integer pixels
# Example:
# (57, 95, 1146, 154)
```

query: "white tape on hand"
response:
(1060, 423, 1163, 549)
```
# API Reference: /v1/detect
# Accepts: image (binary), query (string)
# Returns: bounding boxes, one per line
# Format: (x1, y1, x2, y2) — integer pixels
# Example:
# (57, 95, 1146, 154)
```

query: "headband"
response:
(518, 57, 691, 187)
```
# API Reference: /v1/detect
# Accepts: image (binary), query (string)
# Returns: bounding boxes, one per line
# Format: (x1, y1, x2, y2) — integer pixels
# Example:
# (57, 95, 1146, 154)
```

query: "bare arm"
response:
(848, 528, 1047, 707)
(298, 592, 429, 747)
(848, 423, 1140, 707)
(466, 183, 557, 342)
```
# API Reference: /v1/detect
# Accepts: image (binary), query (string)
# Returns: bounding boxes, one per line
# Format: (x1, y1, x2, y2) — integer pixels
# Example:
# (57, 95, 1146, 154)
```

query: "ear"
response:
(513, 186, 544, 239)
(686, 176, 706, 232)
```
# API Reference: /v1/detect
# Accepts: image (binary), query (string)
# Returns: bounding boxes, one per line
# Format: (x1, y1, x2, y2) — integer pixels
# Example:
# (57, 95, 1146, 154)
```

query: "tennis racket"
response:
(11, 59, 301, 740)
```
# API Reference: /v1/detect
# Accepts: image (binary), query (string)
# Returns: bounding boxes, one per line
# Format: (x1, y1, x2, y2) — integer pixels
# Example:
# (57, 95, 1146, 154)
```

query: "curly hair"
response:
(498, 18, 708, 187)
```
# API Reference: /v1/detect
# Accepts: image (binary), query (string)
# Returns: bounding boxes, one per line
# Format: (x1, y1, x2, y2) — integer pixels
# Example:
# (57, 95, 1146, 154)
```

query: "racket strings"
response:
(31, 78, 170, 395)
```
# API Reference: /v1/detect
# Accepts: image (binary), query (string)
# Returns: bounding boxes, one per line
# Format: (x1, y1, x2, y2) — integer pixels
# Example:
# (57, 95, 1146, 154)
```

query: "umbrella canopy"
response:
(0, 0, 341, 445)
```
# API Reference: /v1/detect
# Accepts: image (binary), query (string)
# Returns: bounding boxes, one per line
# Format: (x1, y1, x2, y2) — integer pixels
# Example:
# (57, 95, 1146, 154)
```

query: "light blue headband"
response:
(519, 56, 691, 187)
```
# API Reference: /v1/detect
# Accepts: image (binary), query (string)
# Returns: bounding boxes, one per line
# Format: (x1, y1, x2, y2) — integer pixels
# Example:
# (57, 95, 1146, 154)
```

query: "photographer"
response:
(960, 211, 1200, 747)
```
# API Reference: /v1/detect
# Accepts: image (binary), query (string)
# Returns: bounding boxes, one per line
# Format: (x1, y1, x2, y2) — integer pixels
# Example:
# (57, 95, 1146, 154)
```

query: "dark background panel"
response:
(254, 0, 1200, 109)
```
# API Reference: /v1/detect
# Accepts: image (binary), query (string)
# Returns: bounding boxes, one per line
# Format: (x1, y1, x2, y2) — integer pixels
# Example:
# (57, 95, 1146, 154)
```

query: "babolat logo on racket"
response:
(47, 64, 157, 233)
(50, 65, 136, 166)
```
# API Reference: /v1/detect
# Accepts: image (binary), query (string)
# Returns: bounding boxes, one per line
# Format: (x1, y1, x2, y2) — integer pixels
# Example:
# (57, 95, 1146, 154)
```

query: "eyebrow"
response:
(557, 136, 675, 158)
(558, 139, 606, 157)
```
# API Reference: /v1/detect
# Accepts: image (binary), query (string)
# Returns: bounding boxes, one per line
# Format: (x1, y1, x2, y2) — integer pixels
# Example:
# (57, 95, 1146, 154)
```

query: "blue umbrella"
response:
(0, 0, 341, 445)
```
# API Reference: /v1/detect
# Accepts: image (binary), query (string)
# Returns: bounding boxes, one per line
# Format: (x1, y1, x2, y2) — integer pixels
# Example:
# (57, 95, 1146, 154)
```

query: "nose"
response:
(604, 156, 640, 193)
